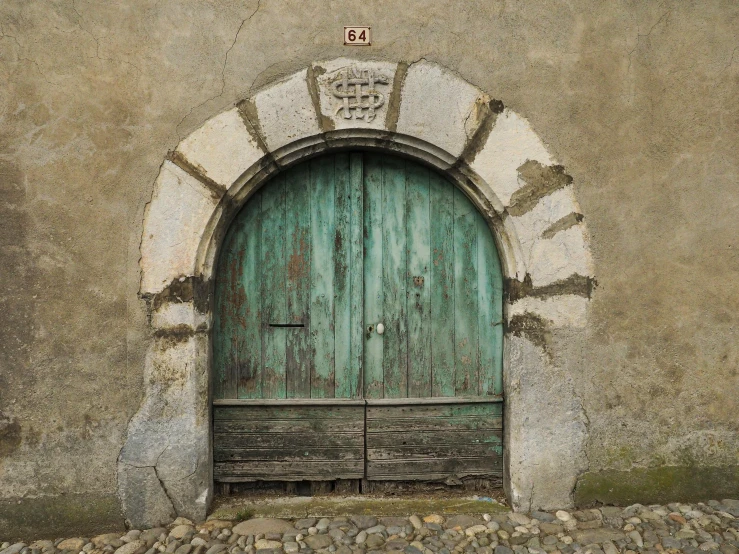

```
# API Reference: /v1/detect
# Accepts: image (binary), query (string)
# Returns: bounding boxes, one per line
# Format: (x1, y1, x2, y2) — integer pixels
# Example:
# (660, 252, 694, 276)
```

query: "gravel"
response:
(3, 499, 739, 554)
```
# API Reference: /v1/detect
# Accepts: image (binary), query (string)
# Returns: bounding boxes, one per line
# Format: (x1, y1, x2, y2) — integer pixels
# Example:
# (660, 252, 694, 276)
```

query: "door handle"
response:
(376, 323, 385, 335)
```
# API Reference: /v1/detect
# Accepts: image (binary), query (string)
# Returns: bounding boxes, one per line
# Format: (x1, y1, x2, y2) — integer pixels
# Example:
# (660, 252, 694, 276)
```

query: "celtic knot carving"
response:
(331, 67, 390, 122)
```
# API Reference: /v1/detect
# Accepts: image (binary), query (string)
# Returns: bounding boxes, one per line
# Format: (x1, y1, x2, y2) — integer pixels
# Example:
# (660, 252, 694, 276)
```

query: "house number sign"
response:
(344, 26, 371, 46)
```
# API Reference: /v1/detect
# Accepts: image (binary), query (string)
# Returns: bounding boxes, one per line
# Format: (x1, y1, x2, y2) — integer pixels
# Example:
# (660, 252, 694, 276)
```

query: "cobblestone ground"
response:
(2, 499, 739, 554)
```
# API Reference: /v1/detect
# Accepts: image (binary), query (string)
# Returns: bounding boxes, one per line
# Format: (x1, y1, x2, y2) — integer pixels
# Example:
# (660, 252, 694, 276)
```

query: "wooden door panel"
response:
(214, 154, 363, 401)
(213, 152, 503, 484)
(362, 154, 502, 400)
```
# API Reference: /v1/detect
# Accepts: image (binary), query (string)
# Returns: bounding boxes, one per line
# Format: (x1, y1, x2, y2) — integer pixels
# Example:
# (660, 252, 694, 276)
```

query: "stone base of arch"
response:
(120, 58, 595, 528)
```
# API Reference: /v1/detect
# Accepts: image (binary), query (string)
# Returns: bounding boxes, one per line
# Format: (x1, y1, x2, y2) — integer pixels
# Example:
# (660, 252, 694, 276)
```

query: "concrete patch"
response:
(118, 334, 210, 528)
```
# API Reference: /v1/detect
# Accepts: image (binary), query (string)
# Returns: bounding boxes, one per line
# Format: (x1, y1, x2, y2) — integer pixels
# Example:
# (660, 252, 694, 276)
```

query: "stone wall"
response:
(0, 0, 737, 538)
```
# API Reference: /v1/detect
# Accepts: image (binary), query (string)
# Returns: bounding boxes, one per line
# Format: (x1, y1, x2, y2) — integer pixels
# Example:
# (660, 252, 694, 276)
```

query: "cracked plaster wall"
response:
(0, 0, 738, 538)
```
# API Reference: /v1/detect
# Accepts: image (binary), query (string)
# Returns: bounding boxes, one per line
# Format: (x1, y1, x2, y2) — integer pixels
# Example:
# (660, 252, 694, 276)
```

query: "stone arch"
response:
(119, 58, 595, 528)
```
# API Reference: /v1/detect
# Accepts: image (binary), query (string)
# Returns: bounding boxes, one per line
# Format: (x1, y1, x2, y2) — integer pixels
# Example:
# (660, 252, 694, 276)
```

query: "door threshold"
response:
(209, 492, 508, 521)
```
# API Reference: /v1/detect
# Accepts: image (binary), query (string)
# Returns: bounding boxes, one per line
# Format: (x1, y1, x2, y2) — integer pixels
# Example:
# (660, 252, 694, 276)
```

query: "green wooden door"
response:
(213, 152, 503, 485)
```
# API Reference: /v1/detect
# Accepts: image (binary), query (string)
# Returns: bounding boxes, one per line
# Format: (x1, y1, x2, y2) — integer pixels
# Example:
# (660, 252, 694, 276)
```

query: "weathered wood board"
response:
(365, 400, 503, 481)
(213, 402, 365, 482)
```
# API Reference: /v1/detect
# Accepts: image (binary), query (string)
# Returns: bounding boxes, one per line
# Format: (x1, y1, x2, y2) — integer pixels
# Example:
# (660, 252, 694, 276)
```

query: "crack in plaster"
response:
(626, 6, 672, 75)
(0, 24, 62, 87)
(174, 0, 262, 141)
(70, 0, 142, 75)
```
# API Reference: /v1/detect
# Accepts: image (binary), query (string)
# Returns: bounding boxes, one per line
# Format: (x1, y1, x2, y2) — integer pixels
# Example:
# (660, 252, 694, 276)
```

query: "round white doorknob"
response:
(376, 323, 385, 335)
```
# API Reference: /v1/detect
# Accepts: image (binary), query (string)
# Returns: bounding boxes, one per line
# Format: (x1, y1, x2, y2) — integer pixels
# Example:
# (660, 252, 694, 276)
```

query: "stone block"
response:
(118, 334, 210, 527)
(252, 69, 321, 152)
(528, 225, 594, 287)
(140, 162, 219, 295)
(505, 335, 588, 511)
(117, 466, 176, 530)
(469, 110, 553, 207)
(176, 108, 265, 189)
(396, 61, 485, 158)
(313, 58, 397, 131)
(508, 187, 582, 265)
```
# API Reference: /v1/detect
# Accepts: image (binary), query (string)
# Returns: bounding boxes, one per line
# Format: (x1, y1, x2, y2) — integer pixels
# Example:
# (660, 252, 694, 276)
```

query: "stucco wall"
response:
(0, 0, 737, 537)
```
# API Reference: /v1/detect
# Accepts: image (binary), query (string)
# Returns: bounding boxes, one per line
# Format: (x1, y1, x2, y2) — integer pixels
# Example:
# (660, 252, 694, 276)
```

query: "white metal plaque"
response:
(344, 26, 371, 46)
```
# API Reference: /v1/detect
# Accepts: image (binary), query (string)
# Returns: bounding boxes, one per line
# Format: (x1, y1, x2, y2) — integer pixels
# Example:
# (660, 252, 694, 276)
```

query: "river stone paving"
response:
(2, 500, 739, 554)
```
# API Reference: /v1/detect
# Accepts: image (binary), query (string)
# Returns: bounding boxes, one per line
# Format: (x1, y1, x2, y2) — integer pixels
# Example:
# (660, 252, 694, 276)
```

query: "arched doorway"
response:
(212, 151, 504, 489)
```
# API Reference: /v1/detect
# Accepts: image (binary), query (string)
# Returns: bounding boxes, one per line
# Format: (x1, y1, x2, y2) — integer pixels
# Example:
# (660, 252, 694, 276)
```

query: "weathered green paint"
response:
(380, 156, 408, 398)
(453, 187, 480, 396)
(363, 154, 385, 399)
(261, 175, 287, 398)
(429, 172, 456, 397)
(348, 154, 364, 399)
(478, 215, 504, 396)
(310, 156, 336, 398)
(285, 163, 311, 398)
(213, 152, 504, 483)
(406, 162, 432, 398)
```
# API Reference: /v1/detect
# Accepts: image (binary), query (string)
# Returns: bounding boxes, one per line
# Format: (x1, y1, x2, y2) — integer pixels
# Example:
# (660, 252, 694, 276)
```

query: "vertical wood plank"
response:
(429, 173, 455, 397)
(285, 164, 312, 398)
(349, 154, 364, 399)
(363, 154, 384, 399)
(261, 176, 287, 398)
(406, 164, 432, 397)
(237, 193, 264, 398)
(477, 215, 504, 396)
(213, 221, 242, 399)
(310, 157, 336, 398)
(453, 187, 479, 396)
(334, 153, 353, 398)
(382, 157, 408, 398)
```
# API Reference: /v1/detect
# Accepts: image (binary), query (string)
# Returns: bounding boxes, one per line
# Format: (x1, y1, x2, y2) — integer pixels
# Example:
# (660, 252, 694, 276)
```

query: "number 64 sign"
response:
(344, 26, 371, 46)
